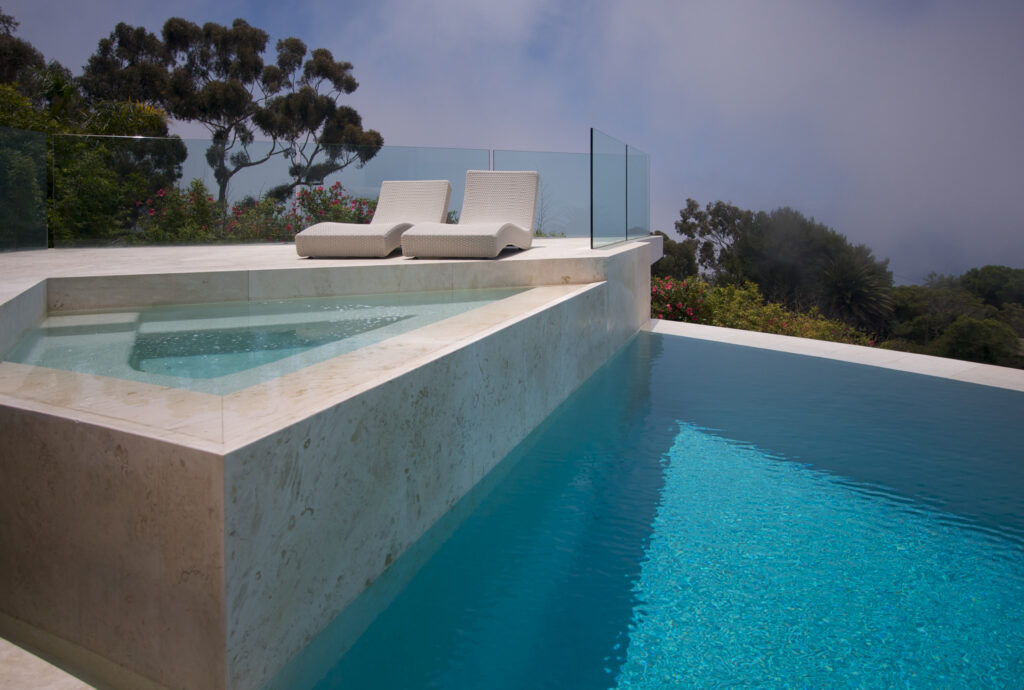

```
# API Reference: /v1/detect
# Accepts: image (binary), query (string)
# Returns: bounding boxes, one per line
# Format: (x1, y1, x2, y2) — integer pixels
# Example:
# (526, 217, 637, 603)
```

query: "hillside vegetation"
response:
(653, 200, 1023, 369)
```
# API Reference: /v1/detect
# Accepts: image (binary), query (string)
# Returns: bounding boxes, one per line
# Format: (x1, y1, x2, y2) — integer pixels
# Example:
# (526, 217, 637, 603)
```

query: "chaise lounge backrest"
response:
(371, 179, 452, 224)
(459, 170, 538, 231)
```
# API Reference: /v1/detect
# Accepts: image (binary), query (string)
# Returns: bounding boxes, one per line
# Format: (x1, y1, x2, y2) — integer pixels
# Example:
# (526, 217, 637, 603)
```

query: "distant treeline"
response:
(654, 199, 1023, 369)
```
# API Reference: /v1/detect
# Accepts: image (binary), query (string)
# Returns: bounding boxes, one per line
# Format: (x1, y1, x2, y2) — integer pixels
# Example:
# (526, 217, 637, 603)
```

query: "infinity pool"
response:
(273, 332, 1024, 688)
(3, 288, 523, 395)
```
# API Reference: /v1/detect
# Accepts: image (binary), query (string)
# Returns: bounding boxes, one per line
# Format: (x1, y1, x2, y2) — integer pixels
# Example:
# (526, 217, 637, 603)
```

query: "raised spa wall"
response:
(0, 238, 660, 690)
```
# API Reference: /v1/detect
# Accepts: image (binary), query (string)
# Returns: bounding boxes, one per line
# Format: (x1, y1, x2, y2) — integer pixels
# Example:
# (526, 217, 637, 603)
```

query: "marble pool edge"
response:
(646, 319, 1024, 393)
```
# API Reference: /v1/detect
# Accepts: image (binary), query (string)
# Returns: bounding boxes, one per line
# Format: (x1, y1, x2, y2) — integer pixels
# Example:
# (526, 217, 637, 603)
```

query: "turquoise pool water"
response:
(3, 288, 522, 395)
(276, 332, 1024, 688)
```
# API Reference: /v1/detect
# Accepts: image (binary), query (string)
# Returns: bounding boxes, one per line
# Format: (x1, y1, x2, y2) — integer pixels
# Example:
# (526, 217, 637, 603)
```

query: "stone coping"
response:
(646, 319, 1024, 392)
(0, 283, 592, 453)
(0, 238, 663, 454)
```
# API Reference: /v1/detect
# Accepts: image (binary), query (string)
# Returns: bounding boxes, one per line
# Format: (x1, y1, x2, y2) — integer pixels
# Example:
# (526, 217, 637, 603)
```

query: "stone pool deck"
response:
(0, 238, 661, 690)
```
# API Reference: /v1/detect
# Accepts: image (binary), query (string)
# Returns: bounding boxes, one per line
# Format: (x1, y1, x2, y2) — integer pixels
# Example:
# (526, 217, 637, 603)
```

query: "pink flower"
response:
(147, 208, 155, 216)
(285, 224, 293, 231)
(686, 307, 693, 316)
(156, 188, 165, 198)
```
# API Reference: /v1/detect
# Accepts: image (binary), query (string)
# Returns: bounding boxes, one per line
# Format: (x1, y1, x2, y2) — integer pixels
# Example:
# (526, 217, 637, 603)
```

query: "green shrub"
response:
(131, 180, 223, 243)
(651, 275, 708, 321)
(875, 338, 929, 354)
(706, 282, 871, 345)
(652, 276, 871, 345)
(286, 181, 376, 227)
(130, 179, 378, 244)
(929, 316, 1021, 367)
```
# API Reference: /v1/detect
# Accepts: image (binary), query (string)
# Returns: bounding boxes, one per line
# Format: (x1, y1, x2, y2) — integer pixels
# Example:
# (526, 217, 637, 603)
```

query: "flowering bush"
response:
(651, 275, 709, 322)
(131, 179, 377, 243)
(285, 181, 376, 228)
(223, 196, 289, 241)
(652, 275, 871, 345)
(133, 179, 221, 243)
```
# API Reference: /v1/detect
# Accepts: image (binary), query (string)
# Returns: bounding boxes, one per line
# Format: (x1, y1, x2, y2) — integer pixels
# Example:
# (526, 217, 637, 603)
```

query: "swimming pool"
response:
(3, 288, 524, 394)
(271, 331, 1024, 688)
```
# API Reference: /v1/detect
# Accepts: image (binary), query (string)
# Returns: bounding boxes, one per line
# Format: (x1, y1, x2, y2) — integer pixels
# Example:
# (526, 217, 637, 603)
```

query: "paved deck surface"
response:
(0, 239, 599, 305)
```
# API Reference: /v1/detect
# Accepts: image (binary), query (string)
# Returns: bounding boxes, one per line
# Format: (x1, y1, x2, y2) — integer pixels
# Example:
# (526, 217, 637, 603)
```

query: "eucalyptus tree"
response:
(157, 17, 285, 203)
(255, 38, 382, 200)
(81, 17, 383, 204)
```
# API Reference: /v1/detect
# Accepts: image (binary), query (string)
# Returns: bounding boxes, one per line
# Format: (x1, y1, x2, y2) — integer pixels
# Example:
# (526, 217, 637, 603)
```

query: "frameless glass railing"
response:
(590, 128, 650, 248)
(626, 144, 650, 241)
(49, 135, 491, 247)
(0, 126, 47, 250)
(591, 129, 628, 248)
(1, 127, 649, 249)
(493, 149, 589, 238)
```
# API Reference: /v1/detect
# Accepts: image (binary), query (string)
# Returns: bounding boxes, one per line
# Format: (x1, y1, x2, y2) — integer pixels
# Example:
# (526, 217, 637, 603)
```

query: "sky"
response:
(6, 0, 1023, 283)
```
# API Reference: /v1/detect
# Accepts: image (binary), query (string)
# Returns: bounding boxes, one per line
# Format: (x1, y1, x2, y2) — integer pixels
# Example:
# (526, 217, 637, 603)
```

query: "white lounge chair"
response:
(295, 179, 452, 258)
(401, 170, 538, 259)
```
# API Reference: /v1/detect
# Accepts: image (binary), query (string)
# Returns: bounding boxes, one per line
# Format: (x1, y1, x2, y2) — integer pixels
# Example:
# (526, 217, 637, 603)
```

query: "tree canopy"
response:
(0, 8, 186, 247)
(0, 8, 43, 84)
(960, 265, 1024, 309)
(671, 198, 893, 331)
(254, 39, 384, 199)
(80, 17, 383, 203)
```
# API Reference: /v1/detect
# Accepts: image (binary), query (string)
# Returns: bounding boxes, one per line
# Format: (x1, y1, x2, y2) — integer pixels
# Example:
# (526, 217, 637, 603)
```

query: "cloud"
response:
(590, 0, 1024, 280)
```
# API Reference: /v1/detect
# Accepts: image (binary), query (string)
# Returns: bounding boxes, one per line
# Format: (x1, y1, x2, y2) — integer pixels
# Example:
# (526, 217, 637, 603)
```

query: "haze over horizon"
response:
(6, 0, 1022, 284)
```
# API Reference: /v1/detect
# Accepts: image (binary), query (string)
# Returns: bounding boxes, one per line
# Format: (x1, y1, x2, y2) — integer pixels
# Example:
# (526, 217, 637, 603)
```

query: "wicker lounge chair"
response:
(295, 179, 452, 258)
(401, 170, 538, 259)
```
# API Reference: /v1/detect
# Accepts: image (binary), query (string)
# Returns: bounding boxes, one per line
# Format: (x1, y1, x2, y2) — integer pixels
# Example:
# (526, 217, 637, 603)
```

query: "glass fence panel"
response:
(590, 128, 627, 248)
(493, 150, 589, 237)
(332, 145, 489, 222)
(626, 145, 650, 240)
(52, 134, 194, 246)
(51, 135, 488, 246)
(0, 126, 47, 250)
(45, 129, 647, 248)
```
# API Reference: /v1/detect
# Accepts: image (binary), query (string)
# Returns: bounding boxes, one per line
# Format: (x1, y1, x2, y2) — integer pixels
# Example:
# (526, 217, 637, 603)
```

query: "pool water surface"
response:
(3, 288, 523, 395)
(275, 332, 1024, 688)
